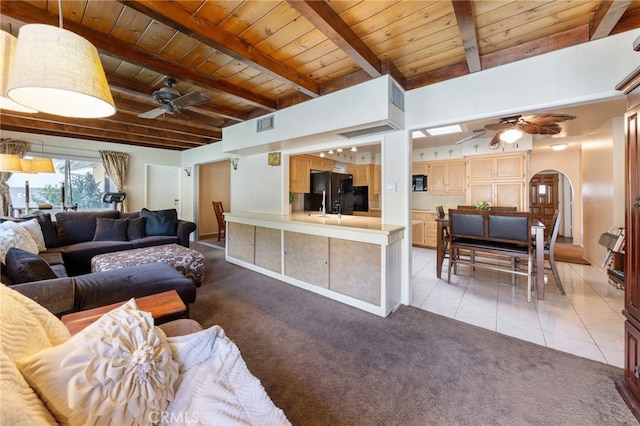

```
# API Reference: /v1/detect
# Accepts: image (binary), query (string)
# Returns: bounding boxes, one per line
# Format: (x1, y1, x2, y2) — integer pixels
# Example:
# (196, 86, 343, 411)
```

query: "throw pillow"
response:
(0, 221, 38, 264)
(55, 210, 120, 246)
(21, 213, 58, 248)
(5, 248, 57, 284)
(140, 208, 178, 236)
(17, 299, 179, 426)
(18, 219, 47, 252)
(126, 217, 146, 240)
(93, 217, 129, 241)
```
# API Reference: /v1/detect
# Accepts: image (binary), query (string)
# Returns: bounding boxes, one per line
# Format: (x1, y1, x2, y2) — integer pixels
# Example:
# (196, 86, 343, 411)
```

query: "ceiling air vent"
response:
(391, 83, 404, 112)
(257, 115, 274, 132)
(338, 123, 399, 139)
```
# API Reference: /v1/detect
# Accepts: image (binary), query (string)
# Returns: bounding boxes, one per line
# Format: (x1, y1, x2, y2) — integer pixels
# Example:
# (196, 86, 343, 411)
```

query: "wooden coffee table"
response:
(61, 290, 187, 335)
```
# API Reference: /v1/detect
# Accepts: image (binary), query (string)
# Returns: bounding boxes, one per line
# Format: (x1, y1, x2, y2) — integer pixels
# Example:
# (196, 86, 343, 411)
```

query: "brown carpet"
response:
(188, 242, 634, 425)
(554, 243, 591, 265)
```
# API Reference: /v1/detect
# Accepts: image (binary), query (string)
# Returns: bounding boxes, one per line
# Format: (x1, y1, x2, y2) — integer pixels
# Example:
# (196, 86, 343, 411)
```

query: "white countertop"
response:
(226, 211, 403, 232)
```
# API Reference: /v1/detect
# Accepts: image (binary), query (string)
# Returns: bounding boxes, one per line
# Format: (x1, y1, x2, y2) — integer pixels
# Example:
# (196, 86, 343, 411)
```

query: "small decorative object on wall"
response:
(268, 152, 281, 166)
(475, 201, 491, 210)
(183, 167, 192, 176)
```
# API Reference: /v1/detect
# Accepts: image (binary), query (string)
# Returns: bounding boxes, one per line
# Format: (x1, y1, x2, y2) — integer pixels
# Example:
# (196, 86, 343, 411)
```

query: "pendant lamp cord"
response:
(58, 0, 63, 28)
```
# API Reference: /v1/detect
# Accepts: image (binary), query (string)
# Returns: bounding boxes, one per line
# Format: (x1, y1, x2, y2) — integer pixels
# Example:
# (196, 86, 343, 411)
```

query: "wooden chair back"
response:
(212, 201, 226, 241)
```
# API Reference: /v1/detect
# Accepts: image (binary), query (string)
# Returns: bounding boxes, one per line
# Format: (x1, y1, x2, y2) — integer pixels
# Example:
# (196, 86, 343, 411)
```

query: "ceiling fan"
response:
(138, 76, 219, 124)
(485, 113, 576, 149)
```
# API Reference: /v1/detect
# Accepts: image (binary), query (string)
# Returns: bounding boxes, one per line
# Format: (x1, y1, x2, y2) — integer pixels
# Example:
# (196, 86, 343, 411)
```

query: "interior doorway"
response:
(196, 160, 230, 247)
(529, 170, 573, 242)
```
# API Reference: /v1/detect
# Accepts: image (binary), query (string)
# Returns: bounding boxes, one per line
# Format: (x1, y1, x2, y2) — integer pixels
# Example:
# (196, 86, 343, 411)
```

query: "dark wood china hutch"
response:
(615, 35, 640, 420)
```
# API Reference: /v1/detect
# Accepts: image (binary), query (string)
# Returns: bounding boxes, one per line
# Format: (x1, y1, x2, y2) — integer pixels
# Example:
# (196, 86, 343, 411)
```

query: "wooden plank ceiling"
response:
(1, 0, 639, 151)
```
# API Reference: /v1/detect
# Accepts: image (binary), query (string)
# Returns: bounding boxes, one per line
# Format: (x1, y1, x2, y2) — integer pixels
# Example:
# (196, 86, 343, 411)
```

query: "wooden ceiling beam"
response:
(452, 0, 481, 73)
(2, 111, 215, 145)
(119, 0, 319, 98)
(0, 113, 205, 150)
(287, 0, 382, 78)
(481, 25, 589, 69)
(0, 1, 276, 111)
(590, 0, 632, 40)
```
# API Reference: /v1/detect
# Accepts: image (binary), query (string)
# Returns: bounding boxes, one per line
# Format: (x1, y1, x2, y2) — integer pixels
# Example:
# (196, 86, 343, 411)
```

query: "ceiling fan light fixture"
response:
(6, 24, 115, 118)
(499, 129, 523, 143)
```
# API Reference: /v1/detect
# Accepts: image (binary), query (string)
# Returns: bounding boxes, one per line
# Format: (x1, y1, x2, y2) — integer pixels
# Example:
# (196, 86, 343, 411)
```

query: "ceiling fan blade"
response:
(181, 109, 225, 127)
(138, 107, 166, 119)
(489, 131, 503, 149)
(485, 122, 514, 131)
(455, 129, 487, 144)
(520, 122, 561, 135)
(172, 91, 211, 108)
(522, 113, 576, 124)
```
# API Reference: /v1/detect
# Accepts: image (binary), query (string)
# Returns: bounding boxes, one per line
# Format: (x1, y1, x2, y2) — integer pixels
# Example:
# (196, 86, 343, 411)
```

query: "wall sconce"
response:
(230, 157, 239, 170)
(183, 167, 192, 176)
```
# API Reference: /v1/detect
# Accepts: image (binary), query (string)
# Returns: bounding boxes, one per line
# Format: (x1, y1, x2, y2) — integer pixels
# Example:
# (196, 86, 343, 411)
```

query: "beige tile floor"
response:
(411, 247, 625, 368)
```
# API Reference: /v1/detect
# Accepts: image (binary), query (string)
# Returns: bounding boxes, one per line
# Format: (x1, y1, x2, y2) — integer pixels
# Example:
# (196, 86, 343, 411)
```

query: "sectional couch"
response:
(0, 209, 198, 315)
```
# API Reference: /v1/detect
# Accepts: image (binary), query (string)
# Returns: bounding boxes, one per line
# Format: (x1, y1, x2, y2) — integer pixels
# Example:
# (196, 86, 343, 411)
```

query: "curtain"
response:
(0, 139, 29, 216)
(99, 150, 130, 212)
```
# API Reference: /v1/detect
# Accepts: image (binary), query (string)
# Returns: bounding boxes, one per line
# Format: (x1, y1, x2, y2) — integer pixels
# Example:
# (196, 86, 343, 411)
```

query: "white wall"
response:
(530, 147, 582, 244)
(1, 129, 182, 213)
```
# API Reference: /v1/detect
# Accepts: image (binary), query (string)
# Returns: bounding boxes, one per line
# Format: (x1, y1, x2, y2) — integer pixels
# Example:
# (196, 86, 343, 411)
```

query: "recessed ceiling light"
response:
(551, 144, 568, 151)
(425, 124, 462, 136)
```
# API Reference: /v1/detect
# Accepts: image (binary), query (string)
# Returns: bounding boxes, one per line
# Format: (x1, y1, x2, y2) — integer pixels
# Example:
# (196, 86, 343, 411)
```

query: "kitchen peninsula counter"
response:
(224, 212, 404, 317)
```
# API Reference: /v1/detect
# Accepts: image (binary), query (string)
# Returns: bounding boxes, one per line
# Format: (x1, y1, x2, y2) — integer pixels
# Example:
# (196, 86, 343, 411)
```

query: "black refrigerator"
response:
(304, 171, 354, 214)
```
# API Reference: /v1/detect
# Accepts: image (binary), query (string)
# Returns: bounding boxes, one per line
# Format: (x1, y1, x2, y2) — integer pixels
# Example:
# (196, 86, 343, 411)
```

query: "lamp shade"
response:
(31, 157, 55, 173)
(0, 153, 23, 172)
(0, 31, 37, 113)
(6, 24, 115, 118)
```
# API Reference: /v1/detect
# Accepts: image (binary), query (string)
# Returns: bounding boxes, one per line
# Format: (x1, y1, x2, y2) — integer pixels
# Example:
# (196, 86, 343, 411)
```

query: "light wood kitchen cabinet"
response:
(467, 154, 525, 181)
(289, 155, 310, 193)
(467, 180, 525, 209)
(347, 164, 372, 186)
(369, 209, 381, 218)
(412, 211, 437, 247)
(428, 160, 465, 194)
(309, 156, 334, 172)
(373, 165, 382, 194)
(466, 153, 526, 210)
(412, 161, 428, 175)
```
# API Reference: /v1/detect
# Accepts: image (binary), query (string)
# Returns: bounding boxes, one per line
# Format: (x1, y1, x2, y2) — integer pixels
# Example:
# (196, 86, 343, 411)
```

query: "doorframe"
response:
(529, 169, 575, 241)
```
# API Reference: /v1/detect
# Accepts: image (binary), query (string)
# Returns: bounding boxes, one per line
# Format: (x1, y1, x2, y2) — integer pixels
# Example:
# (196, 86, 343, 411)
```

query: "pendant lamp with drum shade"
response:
(0, 31, 37, 113)
(6, 9, 115, 119)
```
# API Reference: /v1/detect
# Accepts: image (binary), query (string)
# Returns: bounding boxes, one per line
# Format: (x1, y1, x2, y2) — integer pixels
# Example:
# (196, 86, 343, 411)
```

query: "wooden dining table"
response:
(435, 217, 547, 300)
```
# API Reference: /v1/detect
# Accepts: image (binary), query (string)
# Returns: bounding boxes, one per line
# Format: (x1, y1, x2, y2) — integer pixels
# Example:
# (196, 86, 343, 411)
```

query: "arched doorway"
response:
(530, 169, 573, 243)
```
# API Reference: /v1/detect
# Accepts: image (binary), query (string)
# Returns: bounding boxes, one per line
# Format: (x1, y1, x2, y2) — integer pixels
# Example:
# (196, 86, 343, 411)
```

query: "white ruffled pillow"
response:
(0, 221, 38, 263)
(18, 218, 46, 252)
(17, 299, 179, 426)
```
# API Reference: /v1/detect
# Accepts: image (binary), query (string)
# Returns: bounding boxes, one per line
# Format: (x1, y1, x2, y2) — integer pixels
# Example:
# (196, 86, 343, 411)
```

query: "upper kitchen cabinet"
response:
(467, 154, 525, 181)
(466, 153, 527, 210)
(309, 156, 335, 172)
(290, 155, 311, 193)
(428, 160, 466, 194)
(412, 161, 429, 175)
(347, 164, 372, 187)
